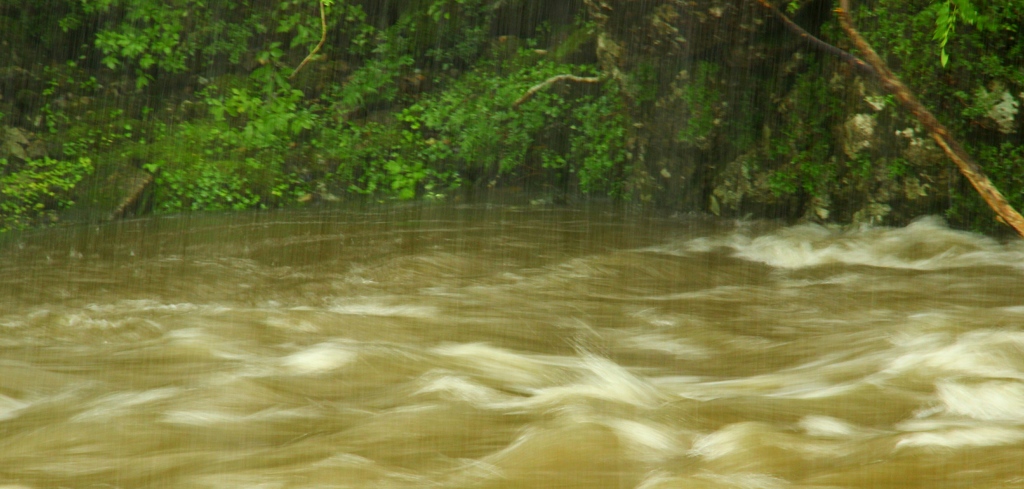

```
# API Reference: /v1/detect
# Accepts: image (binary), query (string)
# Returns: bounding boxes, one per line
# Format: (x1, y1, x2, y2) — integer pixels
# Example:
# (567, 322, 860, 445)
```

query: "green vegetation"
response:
(0, 0, 1022, 233)
(926, 0, 996, 67)
(0, 156, 92, 231)
(676, 62, 721, 150)
(765, 68, 838, 198)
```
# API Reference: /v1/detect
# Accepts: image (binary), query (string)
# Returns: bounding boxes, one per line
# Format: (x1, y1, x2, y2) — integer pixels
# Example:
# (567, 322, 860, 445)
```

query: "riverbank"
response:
(2, 0, 1022, 235)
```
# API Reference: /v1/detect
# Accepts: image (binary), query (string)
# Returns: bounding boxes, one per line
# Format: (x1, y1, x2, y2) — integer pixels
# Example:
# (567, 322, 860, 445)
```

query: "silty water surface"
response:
(2, 204, 1024, 488)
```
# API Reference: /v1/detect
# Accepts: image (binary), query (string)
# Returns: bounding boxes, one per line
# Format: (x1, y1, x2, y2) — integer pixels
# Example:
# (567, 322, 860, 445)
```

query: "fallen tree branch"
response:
(512, 74, 602, 108)
(755, 0, 875, 76)
(836, 0, 1024, 237)
(290, 0, 328, 79)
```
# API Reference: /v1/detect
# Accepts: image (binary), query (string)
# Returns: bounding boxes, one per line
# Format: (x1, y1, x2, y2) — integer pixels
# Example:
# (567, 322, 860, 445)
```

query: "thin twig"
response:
(290, 0, 328, 79)
(836, 0, 1024, 237)
(755, 0, 875, 76)
(512, 74, 602, 108)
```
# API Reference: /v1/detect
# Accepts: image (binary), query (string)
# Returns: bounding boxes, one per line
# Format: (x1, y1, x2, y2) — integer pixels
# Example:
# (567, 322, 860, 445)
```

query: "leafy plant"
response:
(204, 71, 316, 151)
(676, 62, 722, 149)
(569, 87, 630, 195)
(0, 156, 93, 231)
(924, 0, 997, 66)
(765, 69, 837, 198)
(152, 157, 262, 212)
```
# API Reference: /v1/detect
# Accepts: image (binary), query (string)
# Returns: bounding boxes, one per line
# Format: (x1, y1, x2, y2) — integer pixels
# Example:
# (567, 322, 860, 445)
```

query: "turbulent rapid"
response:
(2, 205, 1024, 488)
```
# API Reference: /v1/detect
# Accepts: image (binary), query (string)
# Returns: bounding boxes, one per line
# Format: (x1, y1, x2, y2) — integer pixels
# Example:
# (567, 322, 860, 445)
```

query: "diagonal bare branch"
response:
(755, 0, 875, 76)
(836, 0, 1024, 237)
(512, 75, 602, 108)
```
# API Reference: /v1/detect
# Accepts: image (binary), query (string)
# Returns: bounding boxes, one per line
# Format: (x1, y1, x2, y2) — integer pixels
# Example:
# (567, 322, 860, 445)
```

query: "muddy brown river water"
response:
(2, 204, 1024, 488)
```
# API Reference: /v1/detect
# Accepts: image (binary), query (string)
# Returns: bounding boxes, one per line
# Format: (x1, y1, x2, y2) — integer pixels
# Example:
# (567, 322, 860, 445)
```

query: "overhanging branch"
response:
(755, 0, 875, 77)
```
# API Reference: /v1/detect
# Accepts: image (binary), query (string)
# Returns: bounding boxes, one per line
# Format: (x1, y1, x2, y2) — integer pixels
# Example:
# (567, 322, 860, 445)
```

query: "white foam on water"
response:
(691, 422, 767, 461)
(733, 228, 848, 270)
(124, 300, 232, 314)
(936, 380, 1024, 421)
(414, 371, 508, 405)
(328, 300, 437, 318)
(634, 471, 680, 489)
(797, 415, 860, 438)
(618, 333, 710, 359)
(603, 418, 685, 464)
(165, 327, 211, 342)
(660, 216, 1024, 271)
(518, 354, 665, 411)
(433, 342, 563, 388)
(0, 394, 30, 421)
(281, 341, 357, 375)
(160, 410, 237, 426)
(163, 326, 268, 367)
(577, 354, 665, 406)
(423, 350, 667, 415)
(61, 313, 119, 330)
(880, 329, 1024, 381)
(896, 425, 1024, 449)
(162, 407, 315, 426)
(663, 362, 866, 402)
(309, 452, 377, 468)
(1000, 305, 1024, 315)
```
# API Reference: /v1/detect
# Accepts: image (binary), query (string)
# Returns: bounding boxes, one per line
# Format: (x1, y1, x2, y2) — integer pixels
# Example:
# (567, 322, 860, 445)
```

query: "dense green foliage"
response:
(0, 156, 92, 231)
(0, 0, 1022, 232)
(765, 69, 839, 198)
(1, 0, 633, 220)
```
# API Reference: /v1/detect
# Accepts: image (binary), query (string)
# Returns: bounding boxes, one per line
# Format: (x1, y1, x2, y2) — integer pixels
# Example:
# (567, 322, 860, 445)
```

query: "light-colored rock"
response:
(852, 202, 891, 225)
(843, 114, 876, 158)
(987, 90, 1018, 134)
